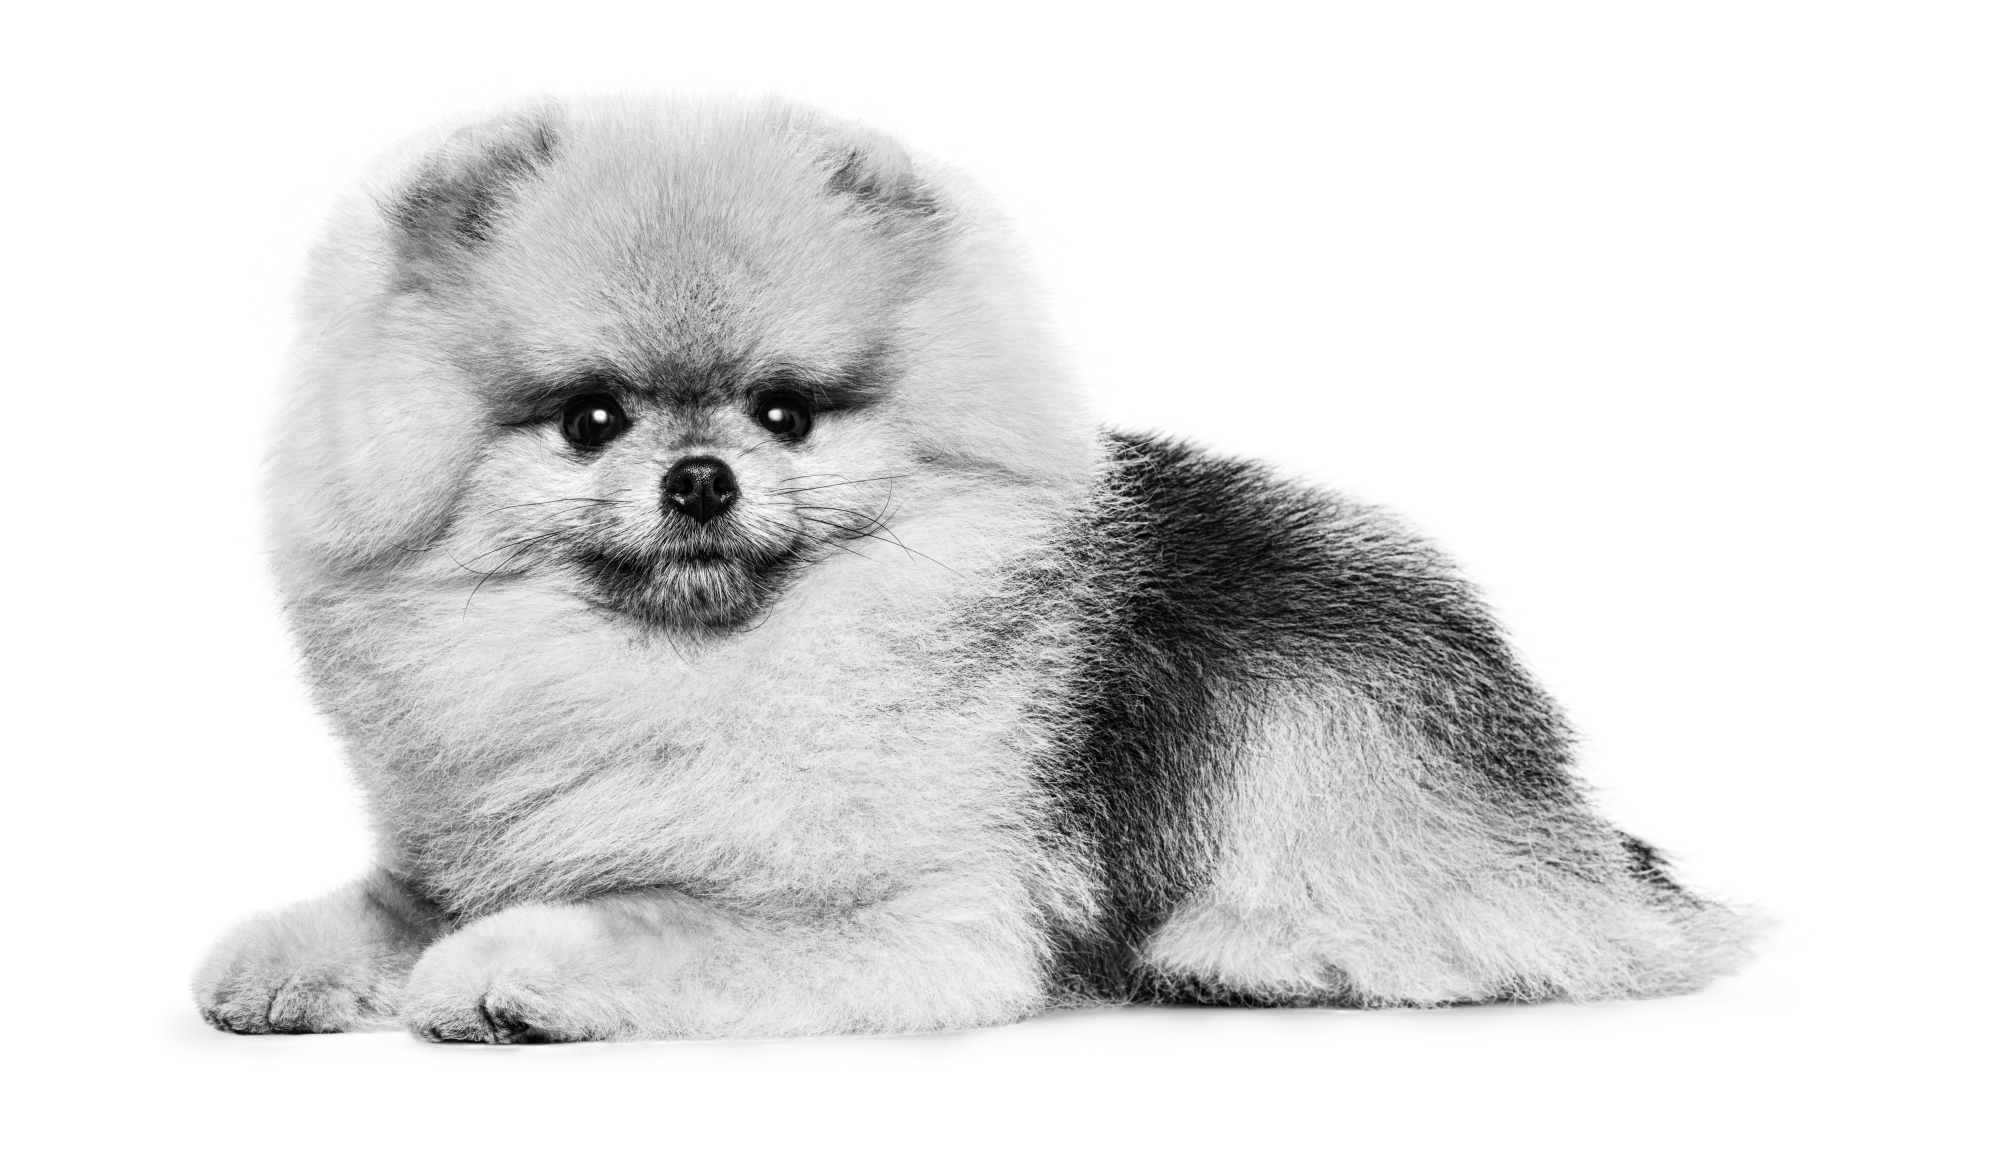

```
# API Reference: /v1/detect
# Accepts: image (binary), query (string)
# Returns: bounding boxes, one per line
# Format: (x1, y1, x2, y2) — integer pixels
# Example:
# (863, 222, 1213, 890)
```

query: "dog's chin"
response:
(571, 545, 799, 632)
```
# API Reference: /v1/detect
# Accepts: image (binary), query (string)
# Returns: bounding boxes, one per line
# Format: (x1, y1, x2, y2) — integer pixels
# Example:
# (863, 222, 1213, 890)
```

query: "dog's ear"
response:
(265, 106, 566, 576)
(777, 107, 943, 225)
(820, 139, 941, 221)
(386, 105, 563, 279)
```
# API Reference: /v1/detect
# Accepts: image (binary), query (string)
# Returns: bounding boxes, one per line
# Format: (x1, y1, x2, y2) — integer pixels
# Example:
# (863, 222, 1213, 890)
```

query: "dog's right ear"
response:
(264, 105, 566, 577)
(384, 105, 563, 282)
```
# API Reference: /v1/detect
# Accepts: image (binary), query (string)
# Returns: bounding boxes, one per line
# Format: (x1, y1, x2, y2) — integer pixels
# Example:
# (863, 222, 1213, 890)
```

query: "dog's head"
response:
(267, 97, 1091, 630)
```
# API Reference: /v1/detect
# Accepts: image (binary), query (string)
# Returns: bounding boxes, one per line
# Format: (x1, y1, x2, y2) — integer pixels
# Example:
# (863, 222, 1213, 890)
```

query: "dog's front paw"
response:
(402, 975, 596, 1045)
(196, 915, 408, 1035)
(194, 877, 438, 1034)
(200, 957, 388, 1035)
(401, 904, 650, 1044)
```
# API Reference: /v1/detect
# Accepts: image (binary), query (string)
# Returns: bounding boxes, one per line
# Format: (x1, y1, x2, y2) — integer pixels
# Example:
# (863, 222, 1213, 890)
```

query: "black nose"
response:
(662, 456, 740, 524)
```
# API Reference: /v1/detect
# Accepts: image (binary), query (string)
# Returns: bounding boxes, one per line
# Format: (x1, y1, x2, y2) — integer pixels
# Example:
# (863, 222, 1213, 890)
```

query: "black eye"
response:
(561, 394, 628, 448)
(754, 392, 813, 440)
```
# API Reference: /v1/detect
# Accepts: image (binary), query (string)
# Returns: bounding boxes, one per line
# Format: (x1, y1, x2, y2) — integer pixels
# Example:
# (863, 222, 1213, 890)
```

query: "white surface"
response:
(2, 2, 1991, 1163)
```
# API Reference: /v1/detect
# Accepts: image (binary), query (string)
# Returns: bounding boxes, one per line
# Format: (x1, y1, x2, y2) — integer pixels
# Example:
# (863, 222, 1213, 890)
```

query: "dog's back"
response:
(1047, 433, 1759, 1005)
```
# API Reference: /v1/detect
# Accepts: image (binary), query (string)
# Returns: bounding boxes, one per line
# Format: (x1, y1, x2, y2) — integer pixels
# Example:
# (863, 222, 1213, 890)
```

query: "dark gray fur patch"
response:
(822, 146, 941, 221)
(389, 113, 561, 271)
(1041, 433, 1599, 1005)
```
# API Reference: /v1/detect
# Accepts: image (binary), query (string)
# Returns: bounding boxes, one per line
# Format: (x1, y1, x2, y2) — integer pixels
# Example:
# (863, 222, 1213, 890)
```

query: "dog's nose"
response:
(661, 456, 739, 524)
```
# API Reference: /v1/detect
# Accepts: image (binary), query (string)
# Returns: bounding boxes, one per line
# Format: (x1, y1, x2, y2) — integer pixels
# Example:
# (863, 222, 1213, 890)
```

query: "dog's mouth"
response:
(539, 486, 902, 632)
(570, 540, 802, 630)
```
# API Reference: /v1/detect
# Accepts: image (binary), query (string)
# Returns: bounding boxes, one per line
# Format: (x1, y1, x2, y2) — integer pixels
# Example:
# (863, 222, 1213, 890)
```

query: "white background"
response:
(3, 2, 1992, 1164)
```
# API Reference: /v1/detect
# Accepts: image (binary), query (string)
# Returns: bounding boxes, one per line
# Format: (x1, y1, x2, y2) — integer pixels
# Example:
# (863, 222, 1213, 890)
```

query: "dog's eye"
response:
(561, 394, 629, 448)
(754, 392, 813, 440)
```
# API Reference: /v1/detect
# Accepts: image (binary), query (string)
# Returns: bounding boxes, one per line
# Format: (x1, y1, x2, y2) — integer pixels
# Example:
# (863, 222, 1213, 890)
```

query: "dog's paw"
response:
(402, 977, 600, 1045)
(400, 904, 639, 1044)
(195, 921, 406, 1035)
(194, 880, 433, 1035)
(199, 959, 393, 1035)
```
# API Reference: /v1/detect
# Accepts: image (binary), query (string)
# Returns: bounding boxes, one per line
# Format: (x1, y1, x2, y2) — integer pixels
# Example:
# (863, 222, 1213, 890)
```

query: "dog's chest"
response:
(316, 574, 1072, 916)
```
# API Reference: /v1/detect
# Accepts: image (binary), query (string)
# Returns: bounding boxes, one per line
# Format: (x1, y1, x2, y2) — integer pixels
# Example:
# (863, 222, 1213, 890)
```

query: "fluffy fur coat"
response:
(194, 95, 1759, 1042)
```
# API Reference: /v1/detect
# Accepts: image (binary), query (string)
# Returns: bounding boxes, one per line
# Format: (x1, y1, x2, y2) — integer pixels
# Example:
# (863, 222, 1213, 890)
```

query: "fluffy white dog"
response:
(194, 96, 1759, 1042)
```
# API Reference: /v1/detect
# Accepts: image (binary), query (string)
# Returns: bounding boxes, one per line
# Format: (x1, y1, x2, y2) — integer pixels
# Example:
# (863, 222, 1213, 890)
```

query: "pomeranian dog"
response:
(195, 95, 1759, 1042)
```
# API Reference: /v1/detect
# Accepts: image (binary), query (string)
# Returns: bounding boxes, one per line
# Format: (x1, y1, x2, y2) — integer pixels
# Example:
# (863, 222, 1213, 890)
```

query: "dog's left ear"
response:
(822, 141, 941, 221)
(777, 106, 943, 225)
